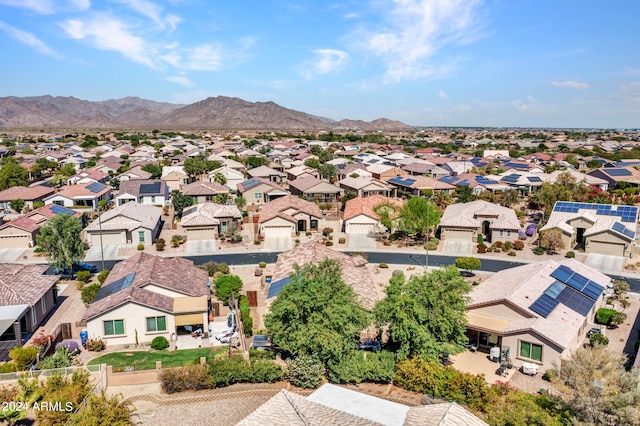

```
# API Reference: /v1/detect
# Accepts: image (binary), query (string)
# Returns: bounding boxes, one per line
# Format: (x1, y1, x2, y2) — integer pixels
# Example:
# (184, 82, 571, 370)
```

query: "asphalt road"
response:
(80, 251, 640, 293)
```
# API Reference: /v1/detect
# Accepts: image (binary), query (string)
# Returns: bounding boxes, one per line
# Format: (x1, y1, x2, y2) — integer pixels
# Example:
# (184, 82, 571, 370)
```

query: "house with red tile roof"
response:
(0, 204, 82, 249)
(0, 185, 55, 211)
(43, 181, 111, 210)
(343, 195, 404, 236)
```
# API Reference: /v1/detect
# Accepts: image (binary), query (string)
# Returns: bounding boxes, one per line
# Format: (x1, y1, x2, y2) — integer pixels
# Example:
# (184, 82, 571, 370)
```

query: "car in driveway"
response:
(53, 260, 97, 277)
(587, 327, 603, 338)
(356, 339, 381, 352)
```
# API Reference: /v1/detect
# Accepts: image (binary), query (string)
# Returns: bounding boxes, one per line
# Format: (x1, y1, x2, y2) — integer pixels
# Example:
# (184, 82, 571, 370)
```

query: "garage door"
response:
(264, 226, 292, 238)
(0, 235, 30, 249)
(588, 240, 625, 256)
(185, 228, 214, 241)
(347, 223, 375, 235)
(443, 228, 474, 241)
(90, 231, 125, 246)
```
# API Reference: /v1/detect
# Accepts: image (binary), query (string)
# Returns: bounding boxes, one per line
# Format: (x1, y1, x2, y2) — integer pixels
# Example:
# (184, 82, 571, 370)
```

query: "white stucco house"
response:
(84, 201, 162, 247)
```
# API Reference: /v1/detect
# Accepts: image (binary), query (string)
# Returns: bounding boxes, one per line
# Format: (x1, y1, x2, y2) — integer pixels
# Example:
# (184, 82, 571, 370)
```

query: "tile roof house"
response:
(540, 201, 639, 257)
(82, 252, 210, 347)
(181, 203, 242, 241)
(44, 181, 111, 210)
(0, 185, 55, 211)
(84, 201, 162, 247)
(339, 176, 393, 198)
(209, 166, 245, 192)
(247, 165, 286, 182)
(0, 264, 60, 361)
(161, 166, 190, 192)
(385, 175, 456, 196)
(258, 195, 323, 249)
(544, 169, 609, 191)
(466, 259, 609, 373)
(439, 200, 521, 244)
(181, 181, 230, 203)
(117, 179, 169, 207)
(343, 195, 404, 236)
(588, 167, 640, 189)
(286, 165, 318, 181)
(117, 165, 153, 182)
(238, 383, 486, 425)
(67, 169, 109, 185)
(237, 177, 288, 205)
(267, 242, 381, 310)
(288, 176, 344, 202)
(0, 204, 82, 249)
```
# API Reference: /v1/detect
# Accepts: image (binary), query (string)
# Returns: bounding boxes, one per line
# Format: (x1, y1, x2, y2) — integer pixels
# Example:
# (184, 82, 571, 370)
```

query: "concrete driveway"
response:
(263, 237, 292, 251)
(348, 234, 377, 250)
(186, 239, 217, 255)
(584, 254, 624, 273)
(84, 245, 122, 261)
(442, 240, 473, 255)
(0, 248, 26, 262)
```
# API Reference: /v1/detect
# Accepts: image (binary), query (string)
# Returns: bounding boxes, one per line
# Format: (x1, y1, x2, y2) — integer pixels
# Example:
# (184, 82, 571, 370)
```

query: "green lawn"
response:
(87, 347, 226, 371)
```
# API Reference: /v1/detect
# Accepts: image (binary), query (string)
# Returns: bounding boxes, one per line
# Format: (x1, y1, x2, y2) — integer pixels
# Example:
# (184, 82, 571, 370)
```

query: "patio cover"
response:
(0, 304, 29, 337)
(466, 312, 511, 334)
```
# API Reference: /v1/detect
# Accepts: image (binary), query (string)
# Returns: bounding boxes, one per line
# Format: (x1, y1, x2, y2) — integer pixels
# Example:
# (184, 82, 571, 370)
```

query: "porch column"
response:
(13, 321, 22, 347)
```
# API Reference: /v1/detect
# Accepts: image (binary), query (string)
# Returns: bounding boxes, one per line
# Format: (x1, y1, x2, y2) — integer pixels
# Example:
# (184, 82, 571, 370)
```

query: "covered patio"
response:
(451, 349, 517, 384)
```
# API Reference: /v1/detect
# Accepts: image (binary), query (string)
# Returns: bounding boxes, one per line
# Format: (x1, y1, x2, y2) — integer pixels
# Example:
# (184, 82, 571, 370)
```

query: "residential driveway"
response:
(84, 245, 122, 261)
(263, 237, 292, 251)
(348, 234, 377, 250)
(0, 248, 26, 262)
(186, 239, 217, 255)
(442, 240, 473, 255)
(584, 254, 624, 273)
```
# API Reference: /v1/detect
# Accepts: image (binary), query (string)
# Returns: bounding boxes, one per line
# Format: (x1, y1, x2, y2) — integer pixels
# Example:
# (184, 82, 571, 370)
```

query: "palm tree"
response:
(213, 172, 227, 185)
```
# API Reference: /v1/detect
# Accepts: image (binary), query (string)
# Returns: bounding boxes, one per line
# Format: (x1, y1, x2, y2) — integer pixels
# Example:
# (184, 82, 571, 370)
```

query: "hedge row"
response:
(239, 295, 253, 337)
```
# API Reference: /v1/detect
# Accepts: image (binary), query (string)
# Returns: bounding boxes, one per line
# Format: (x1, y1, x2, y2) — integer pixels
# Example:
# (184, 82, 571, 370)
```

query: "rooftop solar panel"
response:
(86, 182, 106, 193)
(242, 178, 262, 190)
(566, 272, 589, 292)
(529, 293, 560, 318)
(93, 272, 136, 302)
(404, 178, 416, 185)
(550, 265, 573, 283)
(605, 168, 632, 176)
(267, 276, 291, 298)
(544, 281, 565, 299)
(139, 181, 161, 194)
(501, 174, 520, 183)
(582, 281, 605, 300)
(527, 176, 542, 183)
(612, 222, 636, 239)
(556, 286, 595, 316)
(50, 204, 74, 215)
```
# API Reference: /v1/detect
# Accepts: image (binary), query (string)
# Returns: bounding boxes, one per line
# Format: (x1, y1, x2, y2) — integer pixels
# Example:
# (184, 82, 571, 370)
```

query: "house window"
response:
(138, 231, 145, 243)
(310, 219, 318, 229)
(31, 306, 37, 325)
(183, 179, 189, 184)
(499, 230, 504, 237)
(519, 341, 542, 362)
(53, 200, 64, 206)
(254, 192, 262, 199)
(507, 230, 511, 237)
(146, 316, 167, 333)
(103, 319, 125, 336)
(151, 196, 156, 203)
(221, 221, 228, 232)
(41, 296, 46, 314)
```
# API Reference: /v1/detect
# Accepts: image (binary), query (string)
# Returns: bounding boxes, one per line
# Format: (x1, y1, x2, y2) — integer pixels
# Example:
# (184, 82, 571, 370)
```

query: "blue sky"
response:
(1, 0, 639, 128)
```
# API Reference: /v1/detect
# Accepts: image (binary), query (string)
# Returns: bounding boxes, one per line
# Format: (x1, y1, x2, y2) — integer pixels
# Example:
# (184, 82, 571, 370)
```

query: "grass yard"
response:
(87, 347, 226, 371)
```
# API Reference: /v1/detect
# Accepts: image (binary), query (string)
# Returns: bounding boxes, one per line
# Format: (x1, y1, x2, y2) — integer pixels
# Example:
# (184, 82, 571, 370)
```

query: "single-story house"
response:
(247, 165, 285, 183)
(386, 175, 456, 196)
(0, 185, 55, 211)
(84, 201, 162, 247)
(540, 201, 639, 257)
(81, 253, 210, 347)
(0, 204, 82, 249)
(339, 176, 393, 198)
(288, 176, 344, 203)
(588, 167, 640, 189)
(258, 195, 323, 241)
(67, 169, 109, 185)
(544, 169, 609, 191)
(117, 165, 153, 182)
(117, 179, 169, 207)
(181, 181, 230, 204)
(343, 195, 404, 236)
(209, 166, 245, 192)
(0, 264, 60, 361)
(44, 181, 111, 210)
(439, 200, 521, 244)
(161, 166, 191, 192)
(466, 259, 609, 373)
(237, 178, 288, 205)
(181, 203, 242, 240)
(286, 165, 318, 181)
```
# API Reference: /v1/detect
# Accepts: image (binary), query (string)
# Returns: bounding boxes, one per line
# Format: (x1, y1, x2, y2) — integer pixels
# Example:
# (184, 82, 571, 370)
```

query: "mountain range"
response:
(0, 95, 413, 131)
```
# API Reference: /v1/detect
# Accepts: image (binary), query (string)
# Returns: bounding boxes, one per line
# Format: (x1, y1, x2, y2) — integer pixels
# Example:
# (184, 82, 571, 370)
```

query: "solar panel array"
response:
(529, 293, 560, 318)
(527, 176, 543, 183)
(49, 204, 74, 215)
(439, 176, 458, 184)
(139, 182, 161, 194)
(94, 272, 136, 302)
(611, 221, 636, 239)
(476, 176, 499, 185)
(241, 178, 262, 190)
(501, 174, 521, 183)
(605, 168, 632, 177)
(550, 265, 605, 301)
(267, 276, 291, 298)
(504, 162, 529, 169)
(388, 177, 417, 186)
(86, 182, 106, 193)
(553, 202, 638, 223)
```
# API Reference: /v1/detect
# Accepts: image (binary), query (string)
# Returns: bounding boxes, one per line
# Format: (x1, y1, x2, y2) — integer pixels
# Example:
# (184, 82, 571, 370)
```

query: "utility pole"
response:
(97, 202, 105, 271)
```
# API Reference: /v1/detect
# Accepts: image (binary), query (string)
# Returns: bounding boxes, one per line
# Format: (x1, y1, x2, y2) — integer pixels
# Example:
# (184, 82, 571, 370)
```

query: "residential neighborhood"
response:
(1, 128, 640, 425)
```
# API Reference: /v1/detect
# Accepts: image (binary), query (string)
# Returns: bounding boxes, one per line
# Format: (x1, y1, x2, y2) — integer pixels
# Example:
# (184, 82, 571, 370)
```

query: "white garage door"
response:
(0, 235, 30, 249)
(347, 223, 375, 235)
(264, 226, 293, 238)
(443, 229, 474, 241)
(588, 241, 625, 256)
(185, 228, 215, 241)
(90, 231, 125, 246)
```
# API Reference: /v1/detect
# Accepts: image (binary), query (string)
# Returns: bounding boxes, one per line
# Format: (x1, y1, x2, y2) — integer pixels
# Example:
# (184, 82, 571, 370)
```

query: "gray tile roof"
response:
(84, 201, 161, 232)
(0, 264, 58, 307)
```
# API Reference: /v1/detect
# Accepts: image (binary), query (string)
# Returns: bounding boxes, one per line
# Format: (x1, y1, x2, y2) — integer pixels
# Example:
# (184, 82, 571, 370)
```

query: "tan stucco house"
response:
(84, 201, 161, 247)
(439, 199, 521, 244)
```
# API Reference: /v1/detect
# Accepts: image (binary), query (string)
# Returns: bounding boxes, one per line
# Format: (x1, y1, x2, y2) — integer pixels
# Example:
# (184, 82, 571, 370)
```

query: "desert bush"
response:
(38, 347, 75, 370)
(137, 243, 144, 250)
(258, 262, 266, 268)
(533, 246, 545, 255)
(513, 240, 524, 250)
(595, 308, 616, 325)
(503, 241, 513, 251)
(508, 250, 516, 256)
(494, 241, 503, 249)
(378, 263, 389, 268)
(85, 338, 106, 352)
(97, 269, 110, 285)
(215, 275, 243, 303)
(155, 238, 166, 251)
(199, 262, 230, 277)
(325, 241, 333, 246)
(150, 336, 169, 350)
(287, 356, 325, 389)
(322, 227, 333, 236)
(160, 364, 213, 394)
(425, 241, 438, 251)
(209, 355, 252, 387)
(609, 311, 627, 327)
(76, 270, 91, 283)
(327, 351, 395, 384)
(565, 251, 575, 258)
(9, 346, 39, 371)
(338, 237, 346, 244)
(250, 360, 284, 383)
(543, 369, 558, 382)
(81, 283, 101, 304)
(0, 362, 18, 373)
(590, 333, 609, 346)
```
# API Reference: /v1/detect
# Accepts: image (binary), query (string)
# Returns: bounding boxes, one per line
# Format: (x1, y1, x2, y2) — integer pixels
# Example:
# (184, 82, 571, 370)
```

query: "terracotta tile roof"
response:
(0, 204, 82, 233)
(46, 181, 110, 199)
(247, 165, 284, 178)
(0, 264, 58, 306)
(0, 185, 54, 202)
(72, 169, 108, 181)
(82, 252, 209, 321)
(259, 195, 322, 225)
(344, 195, 404, 222)
(288, 176, 325, 192)
(181, 181, 229, 196)
(181, 203, 242, 227)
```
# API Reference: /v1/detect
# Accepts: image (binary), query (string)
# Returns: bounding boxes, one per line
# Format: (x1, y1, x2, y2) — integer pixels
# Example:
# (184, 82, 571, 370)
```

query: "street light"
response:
(425, 195, 435, 271)
(97, 202, 105, 271)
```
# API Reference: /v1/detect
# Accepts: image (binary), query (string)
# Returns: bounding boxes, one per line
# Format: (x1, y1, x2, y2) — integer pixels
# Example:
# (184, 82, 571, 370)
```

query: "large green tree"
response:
(183, 156, 221, 178)
(318, 163, 337, 180)
(172, 192, 193, 217)
(374, 266, 471, 361)
(397, 197, 440, 238)
(264, 259, 370, 366)
(141, 163, 162, 179)
(35, 214, 84, 276)
(454, 185, 477, 203)
(0, 158, 29, 190)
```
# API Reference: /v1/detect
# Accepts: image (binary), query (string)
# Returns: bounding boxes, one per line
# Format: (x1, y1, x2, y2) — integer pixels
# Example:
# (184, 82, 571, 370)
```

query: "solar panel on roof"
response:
(93, 272, 136, 302)
(403, 178, 416, 185)
(545, 281, 565, 299)
(566, 273, 589, 292)
(242, 178, 262, 190)
(583, 281, 605, 300)
(606, 168, 632, 176)
(476, 176, 499, 185)
(550, 265, 573, 283)
(529, 293, 560, 318)
(527, 176, 542, 183)
(612, 221, 636, 239)
(556, 287, 595, 316)
(501, 174, 520, 183)
(50, 204, 74, 215)
(86, 182, 106, 193)
(267, 276, 291, 298)
(457, 180, 469, 186)
(139, 182, 161, 194)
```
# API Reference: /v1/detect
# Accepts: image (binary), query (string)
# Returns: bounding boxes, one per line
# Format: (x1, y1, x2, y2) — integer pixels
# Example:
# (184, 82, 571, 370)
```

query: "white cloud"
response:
(0, 0, 55, 14)
(357, 0, 485, 82)
(0, 20, 59, 57)
(302, 49, 349, 80)
(116, 0, 182, 30)
(61, 15, 156, 68)
(165, 75, 193, 87)
(550, 80, 588, 89)
(182, 45, 222, 71)
(438, 90, 449, 100)
(67, 0, 90, 10)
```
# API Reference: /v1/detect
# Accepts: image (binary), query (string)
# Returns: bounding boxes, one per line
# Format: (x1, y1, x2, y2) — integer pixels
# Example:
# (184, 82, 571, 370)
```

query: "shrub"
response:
(258, 262, 267, 268)
(150, 336, 169, 350)
(508, 250, 516, 256)
(34, 247, 44, 254)
(325, 241, 333, 246)
(85, 338, 106, 352)
(250, 350, 276, 360)
(250, 360, 284, 383)
(542, 369, 558, 382)
(306, 232, 311, 237)
(31, 330, 52, 348)
(425, 241, 438, 251)
(322, 227, 333, 236)
(494, 241, 503, 249)
(595, 308, 616, 325)
(533, 246, 545, 255)
(155, 238, 166, 251)
(327, 351, 395, 384)
(81, 283, 101, 304)
(503, 241, 513, 251)
(254, 239, 261, 245)
(209, 355, 252, 387)
(378, 263, 389, 268)
(513, 240, 524, 250)
(477, 244, 486, 254)
(160, 364, 213, 394)
(610, 311, 627, 327)
(9, 345, 39, 371)
(137, 243, 145, 250)
(239, 295, 253, 337)
(590, 333, 609, 346)
(338, 237, 346, 244)
(477, 234, 483, 244)
(97, 269, 110, 285)
(55, 340, 80, 354)
(38, 347, 75, 370)
(76, 270, 91, 283)
(565, 251, 575, 258)
(215, 275, 243, 303)
(0, 362, 18, 373)
(199, 262, 229, 277)
(287, 356, 325, 389)
(429, 237, 440, 244)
